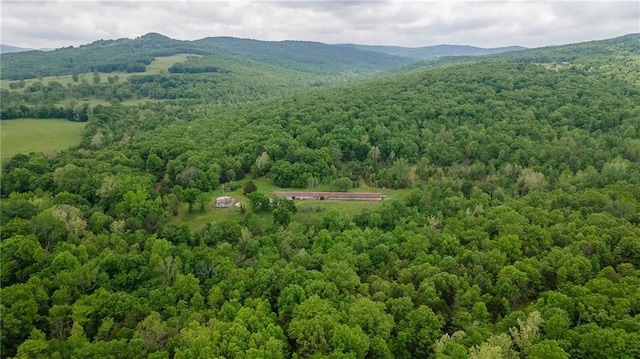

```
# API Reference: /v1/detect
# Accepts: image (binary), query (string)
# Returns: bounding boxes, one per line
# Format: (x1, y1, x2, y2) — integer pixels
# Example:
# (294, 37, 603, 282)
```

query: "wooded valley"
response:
(1, 33, 639, 359)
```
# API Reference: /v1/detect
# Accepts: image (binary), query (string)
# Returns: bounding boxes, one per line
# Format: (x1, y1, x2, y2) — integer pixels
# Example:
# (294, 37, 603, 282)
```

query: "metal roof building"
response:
(273, 191, 381, 201)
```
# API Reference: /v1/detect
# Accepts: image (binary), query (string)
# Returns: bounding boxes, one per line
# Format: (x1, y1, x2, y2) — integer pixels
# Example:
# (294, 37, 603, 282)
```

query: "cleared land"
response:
(171, 177, 413, 231)
(0, 54, 192, 90)
(145, 54, 194, 74)
(0, 118, 85, 159)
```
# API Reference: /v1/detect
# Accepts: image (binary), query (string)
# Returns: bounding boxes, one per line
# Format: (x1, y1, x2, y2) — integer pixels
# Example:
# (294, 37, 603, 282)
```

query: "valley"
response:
(1, 33, 639, 359)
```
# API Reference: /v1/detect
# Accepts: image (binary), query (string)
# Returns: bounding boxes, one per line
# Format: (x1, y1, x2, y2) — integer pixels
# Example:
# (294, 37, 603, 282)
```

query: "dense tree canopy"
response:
(1, 33, 639, 358)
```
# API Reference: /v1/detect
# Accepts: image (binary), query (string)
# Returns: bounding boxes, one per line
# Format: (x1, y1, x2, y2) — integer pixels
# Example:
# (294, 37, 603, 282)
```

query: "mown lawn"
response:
(0, 118, 85, 159)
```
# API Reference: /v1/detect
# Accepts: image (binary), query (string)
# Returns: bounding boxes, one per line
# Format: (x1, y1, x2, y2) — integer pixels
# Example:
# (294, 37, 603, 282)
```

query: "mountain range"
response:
(336, 43, 526, 60)
(0, 33, 525, 80)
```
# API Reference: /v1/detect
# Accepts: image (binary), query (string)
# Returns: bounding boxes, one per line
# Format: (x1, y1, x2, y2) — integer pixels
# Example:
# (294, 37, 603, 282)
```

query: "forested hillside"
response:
(0, 33, 418, 117)
(0, 53, 355, 117)
(1, 34, 640, 358)
(0, 33, 413, 80)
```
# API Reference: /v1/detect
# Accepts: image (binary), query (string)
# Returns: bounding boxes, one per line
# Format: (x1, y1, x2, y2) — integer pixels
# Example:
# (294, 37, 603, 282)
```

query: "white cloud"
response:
(0, 1, 638, 49)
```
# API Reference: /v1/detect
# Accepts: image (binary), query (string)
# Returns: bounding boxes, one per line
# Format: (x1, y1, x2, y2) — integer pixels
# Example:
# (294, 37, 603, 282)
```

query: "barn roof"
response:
(273, 191, 381, 198)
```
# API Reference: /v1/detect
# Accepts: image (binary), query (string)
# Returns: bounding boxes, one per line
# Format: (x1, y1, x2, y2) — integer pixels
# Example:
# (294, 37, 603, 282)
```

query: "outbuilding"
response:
(273, 191, 381, 201)
(215, 196, 236, 207)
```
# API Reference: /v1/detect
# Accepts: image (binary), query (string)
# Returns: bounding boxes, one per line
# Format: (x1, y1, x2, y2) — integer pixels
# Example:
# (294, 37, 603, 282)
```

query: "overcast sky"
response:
(1, 1, 638, 49)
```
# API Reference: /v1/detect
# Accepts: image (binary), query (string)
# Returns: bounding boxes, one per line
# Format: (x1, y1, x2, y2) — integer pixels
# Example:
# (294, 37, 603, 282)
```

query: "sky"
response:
(1, 0, 638, 49)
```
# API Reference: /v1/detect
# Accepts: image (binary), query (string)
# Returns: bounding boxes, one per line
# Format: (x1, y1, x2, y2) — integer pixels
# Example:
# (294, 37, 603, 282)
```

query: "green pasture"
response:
(0, 118, 85, 160)
(145, 54, 194, 74)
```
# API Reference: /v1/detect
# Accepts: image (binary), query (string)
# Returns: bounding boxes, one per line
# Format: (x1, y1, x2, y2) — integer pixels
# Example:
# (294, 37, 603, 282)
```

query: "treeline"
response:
(168, 64, 226, 74)
(94, 61, 149, 73)
(1, 73, 265, 105)
(0, 102, 90, 121)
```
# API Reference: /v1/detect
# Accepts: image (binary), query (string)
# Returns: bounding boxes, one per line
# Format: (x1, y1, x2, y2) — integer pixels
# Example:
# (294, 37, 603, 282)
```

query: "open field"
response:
(145, 54, 194, 74)
(0, 72, 131, 90)
(0, 54, 192, 90)
(171, 176, 414, 231)
(0, 118, 85, 159)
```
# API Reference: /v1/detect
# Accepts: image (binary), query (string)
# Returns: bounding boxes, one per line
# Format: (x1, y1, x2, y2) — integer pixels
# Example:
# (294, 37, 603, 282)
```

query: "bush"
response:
(243, 181, 257, 195)
(329, 177, 353, 192)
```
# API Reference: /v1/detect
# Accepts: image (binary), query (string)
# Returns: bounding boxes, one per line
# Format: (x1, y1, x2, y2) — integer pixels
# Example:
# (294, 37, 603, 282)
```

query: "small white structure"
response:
(215, 196, 235, 208)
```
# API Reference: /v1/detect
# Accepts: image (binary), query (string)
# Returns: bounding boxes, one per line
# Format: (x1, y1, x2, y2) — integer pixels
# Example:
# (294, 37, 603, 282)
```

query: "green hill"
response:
(0, 33, 414, 80)
(192, 37, 415, 74)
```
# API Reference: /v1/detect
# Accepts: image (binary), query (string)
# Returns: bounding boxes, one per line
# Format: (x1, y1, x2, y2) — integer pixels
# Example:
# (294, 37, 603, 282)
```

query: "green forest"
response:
(1, 33, 639, 359)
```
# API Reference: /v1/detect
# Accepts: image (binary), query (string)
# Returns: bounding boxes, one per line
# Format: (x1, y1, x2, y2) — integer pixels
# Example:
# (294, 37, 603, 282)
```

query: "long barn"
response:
(273, 191, 382, 201)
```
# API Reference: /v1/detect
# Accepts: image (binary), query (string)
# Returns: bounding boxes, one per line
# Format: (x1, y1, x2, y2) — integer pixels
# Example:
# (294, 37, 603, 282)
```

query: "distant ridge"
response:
(0, 33, 415, 80)
(0, 44, 34, 54)
(0, 33, 526, 80)
(336, 43, 526, 60)
(5, 32, 635, 81)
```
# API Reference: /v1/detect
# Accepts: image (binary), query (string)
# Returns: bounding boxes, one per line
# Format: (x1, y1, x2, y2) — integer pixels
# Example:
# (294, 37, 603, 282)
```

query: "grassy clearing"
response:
(172, 176, 414, 231)
(246, 177, 414, 200)
(145, 54, 194, 74)
(171, 201, 247, 231)
(170, 185, 261, 231)
(1, 54, 192, 90)
(1, 118, 85, 159)
(0, 72, 131, 90)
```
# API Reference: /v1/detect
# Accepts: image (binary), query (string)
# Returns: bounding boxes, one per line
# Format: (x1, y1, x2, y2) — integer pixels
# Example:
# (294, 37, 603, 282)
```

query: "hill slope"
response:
(0, 33, 414, 80)
(0, 44, 34, 54)
(193, 37, 415, 74)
